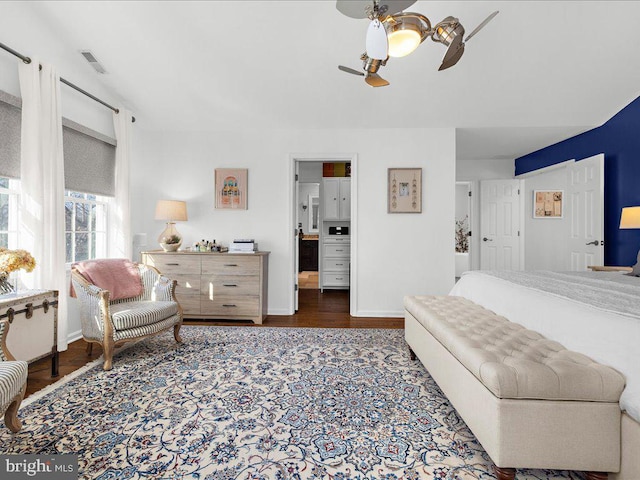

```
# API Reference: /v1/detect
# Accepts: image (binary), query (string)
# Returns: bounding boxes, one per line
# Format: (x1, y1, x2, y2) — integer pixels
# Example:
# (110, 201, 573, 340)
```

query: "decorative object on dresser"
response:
(0, 319, 28, 432)
(388, 168, 422, 213)
(0, 290, 59, 377)
(141, 251, 269, 324)
(215, 168, 248, 210)
(155, 200, 188, 252)
(70, 259, 183, 370)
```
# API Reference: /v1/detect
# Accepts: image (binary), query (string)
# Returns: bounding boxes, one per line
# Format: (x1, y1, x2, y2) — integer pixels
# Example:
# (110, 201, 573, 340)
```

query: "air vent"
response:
(80, 50, 107, 74)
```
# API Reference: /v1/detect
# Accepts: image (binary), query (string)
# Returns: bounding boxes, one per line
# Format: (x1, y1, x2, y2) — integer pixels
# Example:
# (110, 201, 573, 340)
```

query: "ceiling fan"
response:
(336, 0, 499, 87)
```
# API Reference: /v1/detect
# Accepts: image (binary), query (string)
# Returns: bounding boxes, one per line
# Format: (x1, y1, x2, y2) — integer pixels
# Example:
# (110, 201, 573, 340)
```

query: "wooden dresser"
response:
(141, 251, 269, 324)
(0, 289, 59, 376)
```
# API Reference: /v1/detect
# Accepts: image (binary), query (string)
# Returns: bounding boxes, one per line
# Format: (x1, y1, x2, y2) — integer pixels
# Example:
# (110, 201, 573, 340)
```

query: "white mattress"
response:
(450, 271, 640, 423)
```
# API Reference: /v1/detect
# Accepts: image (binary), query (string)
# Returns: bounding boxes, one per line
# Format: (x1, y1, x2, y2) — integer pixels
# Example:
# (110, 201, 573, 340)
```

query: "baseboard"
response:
(267, 308, 291, 316)
(67, 329, 83, 344)
(354, 310, 404, 318)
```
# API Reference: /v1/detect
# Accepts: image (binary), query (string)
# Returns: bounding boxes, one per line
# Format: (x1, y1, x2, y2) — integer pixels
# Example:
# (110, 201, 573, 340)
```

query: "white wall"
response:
(132, 127, 456, 317)
(0, 2, 122, 137)
(522, 164, 569, 270)
(456, 158, 515, 270)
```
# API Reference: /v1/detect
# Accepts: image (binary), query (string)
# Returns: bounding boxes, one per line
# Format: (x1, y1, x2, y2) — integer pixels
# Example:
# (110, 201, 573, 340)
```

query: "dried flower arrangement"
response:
(455, 216, 469, 253)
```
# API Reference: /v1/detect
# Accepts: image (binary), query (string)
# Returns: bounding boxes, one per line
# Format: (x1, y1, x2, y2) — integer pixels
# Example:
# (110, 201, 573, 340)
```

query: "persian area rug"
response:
(1, 327, 579, 479)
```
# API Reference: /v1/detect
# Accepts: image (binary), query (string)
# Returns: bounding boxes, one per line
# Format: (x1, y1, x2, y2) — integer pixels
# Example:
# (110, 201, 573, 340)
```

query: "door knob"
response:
(585, 240, 600, 246)
(483, 237, 493, 242)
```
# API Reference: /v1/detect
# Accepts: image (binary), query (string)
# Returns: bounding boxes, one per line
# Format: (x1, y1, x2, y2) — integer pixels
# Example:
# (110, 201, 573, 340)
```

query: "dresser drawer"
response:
(172, 274, 201, 296)
(175, 294, 201, 315)
(324, 236, 350, 244)
(200, 296, 260, 316)
(201, 255, 260, 275)
(323, 273, 350, 286)
(201, 275, 260, 296)
(144, 254, 201, 275)
(323, 258, 349, 271)
(324, 244, 350, 257)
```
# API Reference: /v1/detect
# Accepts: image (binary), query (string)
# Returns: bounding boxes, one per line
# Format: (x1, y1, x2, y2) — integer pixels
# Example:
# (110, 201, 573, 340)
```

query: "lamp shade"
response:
(619, 206, 640, 229)
(155, 200, 188, 222)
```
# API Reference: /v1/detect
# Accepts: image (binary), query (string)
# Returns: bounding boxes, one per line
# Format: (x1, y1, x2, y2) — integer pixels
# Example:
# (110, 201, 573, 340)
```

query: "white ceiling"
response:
(6, 1, 640, 160)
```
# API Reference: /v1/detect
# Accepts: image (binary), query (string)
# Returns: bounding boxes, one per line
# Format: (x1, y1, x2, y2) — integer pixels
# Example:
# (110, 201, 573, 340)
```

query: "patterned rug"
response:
(1, 327, 581, 479)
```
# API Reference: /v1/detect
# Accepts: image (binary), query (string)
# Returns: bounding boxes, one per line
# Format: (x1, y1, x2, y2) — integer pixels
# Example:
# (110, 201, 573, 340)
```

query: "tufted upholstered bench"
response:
(404, 295, 626, 480)
(0, 319, 28, 432)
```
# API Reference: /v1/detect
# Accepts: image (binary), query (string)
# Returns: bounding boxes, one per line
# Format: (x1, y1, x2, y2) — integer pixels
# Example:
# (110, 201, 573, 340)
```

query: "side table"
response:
(0, 290, 59, 377)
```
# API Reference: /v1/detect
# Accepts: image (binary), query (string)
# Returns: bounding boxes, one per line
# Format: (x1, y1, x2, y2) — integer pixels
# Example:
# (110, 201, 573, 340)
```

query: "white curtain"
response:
(18, 60, 68, 350)
(109, 108, 133, 260)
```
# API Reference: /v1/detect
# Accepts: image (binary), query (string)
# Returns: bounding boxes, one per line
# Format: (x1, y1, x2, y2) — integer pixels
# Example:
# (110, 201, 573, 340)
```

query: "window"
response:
(0, 177, 20, 249)
(65, 191, 108, 263)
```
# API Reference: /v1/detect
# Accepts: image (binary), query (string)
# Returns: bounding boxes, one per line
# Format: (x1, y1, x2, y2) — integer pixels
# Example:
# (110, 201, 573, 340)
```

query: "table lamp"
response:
(620, 206, 640, 275)
(155, 200, 188, 252)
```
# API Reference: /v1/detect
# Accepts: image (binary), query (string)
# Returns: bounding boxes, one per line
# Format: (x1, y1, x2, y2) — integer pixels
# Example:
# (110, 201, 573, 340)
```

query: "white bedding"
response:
(450, 271, 640, 423)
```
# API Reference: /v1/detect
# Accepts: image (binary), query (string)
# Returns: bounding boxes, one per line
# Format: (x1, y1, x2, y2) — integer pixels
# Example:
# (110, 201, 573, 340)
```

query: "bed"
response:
(450, 270, 640, 480)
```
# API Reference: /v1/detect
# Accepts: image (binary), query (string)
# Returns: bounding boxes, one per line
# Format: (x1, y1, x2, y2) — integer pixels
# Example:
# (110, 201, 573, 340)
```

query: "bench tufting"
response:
(404, 294, 625, 480)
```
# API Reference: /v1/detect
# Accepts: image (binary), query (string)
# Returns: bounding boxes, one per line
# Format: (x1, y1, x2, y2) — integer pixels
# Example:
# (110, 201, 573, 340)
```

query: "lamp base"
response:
(158, 222, 182, 252)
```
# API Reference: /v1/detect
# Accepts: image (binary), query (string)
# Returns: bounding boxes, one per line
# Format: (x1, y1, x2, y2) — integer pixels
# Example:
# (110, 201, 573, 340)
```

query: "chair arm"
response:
(71, 271, 114, 341)
(0, 320, 17, 362)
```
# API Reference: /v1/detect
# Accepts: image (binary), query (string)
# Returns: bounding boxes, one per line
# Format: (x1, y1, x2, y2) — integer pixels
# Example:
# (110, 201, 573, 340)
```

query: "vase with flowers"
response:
(0, 247, 36, 295)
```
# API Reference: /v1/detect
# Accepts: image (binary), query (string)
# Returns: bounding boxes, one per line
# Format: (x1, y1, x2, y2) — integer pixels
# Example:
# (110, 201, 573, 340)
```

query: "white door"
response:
(480, 179, 522, 270)
(567, 154, 604, 270)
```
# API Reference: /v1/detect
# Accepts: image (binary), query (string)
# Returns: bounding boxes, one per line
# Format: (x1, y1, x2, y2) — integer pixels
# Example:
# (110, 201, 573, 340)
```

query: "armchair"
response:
(0, 319, 28, 432)
(71, 262, 183, 370)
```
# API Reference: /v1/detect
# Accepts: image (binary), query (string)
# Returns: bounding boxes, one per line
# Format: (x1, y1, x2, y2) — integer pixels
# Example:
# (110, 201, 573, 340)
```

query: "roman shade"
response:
(0, 89, 117, 196)
(62, 121, 116, 196)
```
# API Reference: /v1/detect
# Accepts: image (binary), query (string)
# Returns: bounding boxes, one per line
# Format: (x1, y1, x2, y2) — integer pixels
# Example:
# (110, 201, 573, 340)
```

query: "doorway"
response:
(290, 154, 357, 316)
(455, 182, 472, 279)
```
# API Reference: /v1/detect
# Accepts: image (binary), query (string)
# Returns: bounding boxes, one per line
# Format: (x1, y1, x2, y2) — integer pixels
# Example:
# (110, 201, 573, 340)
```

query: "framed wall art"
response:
(388, 168, 422, 213)
(533, 190, 563, 218)
(215, 168, 248, 210)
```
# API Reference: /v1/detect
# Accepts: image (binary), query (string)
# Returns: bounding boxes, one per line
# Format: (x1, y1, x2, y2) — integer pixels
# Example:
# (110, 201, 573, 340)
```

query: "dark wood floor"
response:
(26, 289, 403, 397)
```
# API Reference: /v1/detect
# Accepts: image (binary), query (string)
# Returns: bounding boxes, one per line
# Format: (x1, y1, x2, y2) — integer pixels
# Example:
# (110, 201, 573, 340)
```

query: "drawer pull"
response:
(166, 263, 180, 266)
(336, 277, 343, 280)
(335, 249, 344, 252)
(224, 264, 238, 267)
(223, 284, 238, 287)
(25, 303, 34, 319)
(222, 304, 237, 307)
(335, 263, 344, 266)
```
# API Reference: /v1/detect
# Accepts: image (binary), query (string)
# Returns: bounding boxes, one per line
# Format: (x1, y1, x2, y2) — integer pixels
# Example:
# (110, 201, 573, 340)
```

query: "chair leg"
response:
(102, 338, 114, 371)
(86, 341, 93, 356)
(493, 466, 516, 480)
(4, 384, 26, 433)
(174, 323, 183, 343)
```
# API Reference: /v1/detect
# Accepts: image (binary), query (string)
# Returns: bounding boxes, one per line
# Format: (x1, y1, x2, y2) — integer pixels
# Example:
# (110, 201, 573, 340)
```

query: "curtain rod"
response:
(0, 41, 135, 123)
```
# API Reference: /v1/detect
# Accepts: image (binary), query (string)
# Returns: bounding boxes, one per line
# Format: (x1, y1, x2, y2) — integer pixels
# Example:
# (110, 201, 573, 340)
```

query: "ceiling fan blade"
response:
(366, 19, 388, 60)
(438, 36, 465, 71)
(464, 10, 499, 42)
(365, 73, 390, 87)
(338, 65, 365, 76)
(336, 0, 417, 19)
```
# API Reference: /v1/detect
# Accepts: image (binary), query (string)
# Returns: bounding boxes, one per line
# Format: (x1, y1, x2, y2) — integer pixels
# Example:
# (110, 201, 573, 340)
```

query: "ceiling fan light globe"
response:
(387, 29, 421, 57)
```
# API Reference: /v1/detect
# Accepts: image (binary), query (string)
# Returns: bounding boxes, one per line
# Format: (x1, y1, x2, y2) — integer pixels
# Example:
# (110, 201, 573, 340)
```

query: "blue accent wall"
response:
(515, 97, 640, 266)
